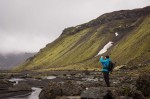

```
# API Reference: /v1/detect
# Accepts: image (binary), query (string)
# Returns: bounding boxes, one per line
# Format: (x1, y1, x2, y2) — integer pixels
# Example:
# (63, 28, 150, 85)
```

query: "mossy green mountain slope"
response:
(111, 15, 150, 65)
(16, 6, 150, 71)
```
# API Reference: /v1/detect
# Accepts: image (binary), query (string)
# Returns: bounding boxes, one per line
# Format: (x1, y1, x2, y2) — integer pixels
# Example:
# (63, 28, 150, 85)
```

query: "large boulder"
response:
(116, 84, 144, 99)
(39, 81, 84, 99)
(61, 80, 83, 95)
(81, 85, 144, 99)
(9, 82, 32, 91)
(136, 72, 150, 97)
(0, 80, 13, 89)
(39, 82, 62, 99)
(81, 87, 115, 99)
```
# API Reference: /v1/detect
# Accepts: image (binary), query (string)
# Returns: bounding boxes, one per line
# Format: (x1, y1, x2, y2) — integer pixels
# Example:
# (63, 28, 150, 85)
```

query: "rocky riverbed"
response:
(0, 69, 150, 99)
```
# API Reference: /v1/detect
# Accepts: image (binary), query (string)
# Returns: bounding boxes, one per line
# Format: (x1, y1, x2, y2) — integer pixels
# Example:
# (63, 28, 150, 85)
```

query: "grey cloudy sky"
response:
(0, 0, 150, 54)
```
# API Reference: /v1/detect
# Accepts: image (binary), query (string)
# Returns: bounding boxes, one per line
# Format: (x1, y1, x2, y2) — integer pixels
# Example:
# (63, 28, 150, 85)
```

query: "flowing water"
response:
(8, 76, 56, 99)
(8, 87, 42, 99)
(8, 78, 42, 99)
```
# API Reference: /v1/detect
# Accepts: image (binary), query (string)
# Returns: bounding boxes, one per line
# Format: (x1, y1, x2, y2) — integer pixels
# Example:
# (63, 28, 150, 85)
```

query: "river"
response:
(8, 76, 56, 99)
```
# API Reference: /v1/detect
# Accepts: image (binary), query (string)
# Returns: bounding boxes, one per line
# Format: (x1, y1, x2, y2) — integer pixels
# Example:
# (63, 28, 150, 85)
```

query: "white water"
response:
(26, 87, 42, 99)
(97, 41, 113, 55)
(9, 87, 42, 99)
(44, 76, 56, 79)
(8, 76, 56, 99)
(115, 32, 119, 36)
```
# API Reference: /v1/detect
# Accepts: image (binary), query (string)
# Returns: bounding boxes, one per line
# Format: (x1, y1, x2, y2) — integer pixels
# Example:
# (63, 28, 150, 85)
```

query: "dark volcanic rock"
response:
(81, 87, 115, 99)
(39, 81, 84, 99)
(0, 79, 13, 89)
(81, 84, 144, 99)
(0, 80, 31, 99)
(39, 82, 62, 99)
(136, 72, 150, 97)
(61, 80, 83, 96)
(116, 84, 144, 99)
(9, 82, 32, 91)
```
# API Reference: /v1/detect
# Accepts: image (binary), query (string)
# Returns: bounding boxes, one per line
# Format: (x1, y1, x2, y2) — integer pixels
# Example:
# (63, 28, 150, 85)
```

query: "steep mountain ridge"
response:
(16, 6, 150, 71)
(61, 6, 150, 37)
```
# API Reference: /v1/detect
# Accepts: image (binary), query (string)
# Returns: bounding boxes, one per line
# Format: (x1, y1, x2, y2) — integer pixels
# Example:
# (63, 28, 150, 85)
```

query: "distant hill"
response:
(0, 53, 36, 70)
(16, 6, 150, 71)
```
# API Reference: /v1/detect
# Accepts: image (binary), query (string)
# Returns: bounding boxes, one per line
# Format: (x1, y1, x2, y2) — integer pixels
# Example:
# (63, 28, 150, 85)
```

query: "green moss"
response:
(111, 15, 150, 65)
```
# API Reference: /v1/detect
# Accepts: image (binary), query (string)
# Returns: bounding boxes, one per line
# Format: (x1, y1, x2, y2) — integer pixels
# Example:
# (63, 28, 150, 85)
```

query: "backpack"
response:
(107, 61, 115, 72)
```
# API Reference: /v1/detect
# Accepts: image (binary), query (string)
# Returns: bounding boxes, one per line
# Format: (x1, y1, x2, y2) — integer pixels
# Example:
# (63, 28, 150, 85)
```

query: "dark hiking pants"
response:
(103, 72, 110, 87)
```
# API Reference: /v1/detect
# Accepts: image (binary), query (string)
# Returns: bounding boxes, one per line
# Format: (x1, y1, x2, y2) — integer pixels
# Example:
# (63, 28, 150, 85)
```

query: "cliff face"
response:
(16, 6, 150, 71)
(61, 6, 150, 36)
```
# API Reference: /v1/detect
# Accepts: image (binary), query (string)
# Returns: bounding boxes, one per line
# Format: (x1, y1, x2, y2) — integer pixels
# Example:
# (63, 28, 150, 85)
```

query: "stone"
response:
(136, 72, 150, 96)
(114, 65, 126, 71)
(39, 81, 84, 99)
(61, 80, 83, 96)
(8, 82, 32, 91)
(56, 96, 81, 99)
(0, 79, 13, 89)
(39, 82, 62, 99)
(116, 84, 144, 99)
(81, 87, 115, 99)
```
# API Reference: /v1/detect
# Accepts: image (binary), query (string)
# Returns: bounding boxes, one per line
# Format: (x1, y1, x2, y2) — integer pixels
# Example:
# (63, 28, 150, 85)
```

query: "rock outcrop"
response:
(81, 87, 114, 99)
(136, 71, 150, 97)
(9, 82, 32, 91)
(0, 80, 13, 89)
(39, 81, 84, 99)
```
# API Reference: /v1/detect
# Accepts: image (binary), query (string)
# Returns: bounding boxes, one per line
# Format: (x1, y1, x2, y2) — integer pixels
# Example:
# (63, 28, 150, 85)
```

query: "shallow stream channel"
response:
(7, 76, 56, 99)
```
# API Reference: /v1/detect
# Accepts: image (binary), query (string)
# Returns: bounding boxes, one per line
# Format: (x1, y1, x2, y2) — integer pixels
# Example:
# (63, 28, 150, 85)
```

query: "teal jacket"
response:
(100, 58, 110, 72)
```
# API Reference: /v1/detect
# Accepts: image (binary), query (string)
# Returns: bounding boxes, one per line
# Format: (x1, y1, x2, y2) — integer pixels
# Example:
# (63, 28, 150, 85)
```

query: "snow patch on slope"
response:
(96, 41, 113, 56)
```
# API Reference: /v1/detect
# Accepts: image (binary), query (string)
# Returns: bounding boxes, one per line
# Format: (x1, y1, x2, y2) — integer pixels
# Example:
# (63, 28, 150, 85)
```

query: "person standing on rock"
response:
(100, 55, 111, 87)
